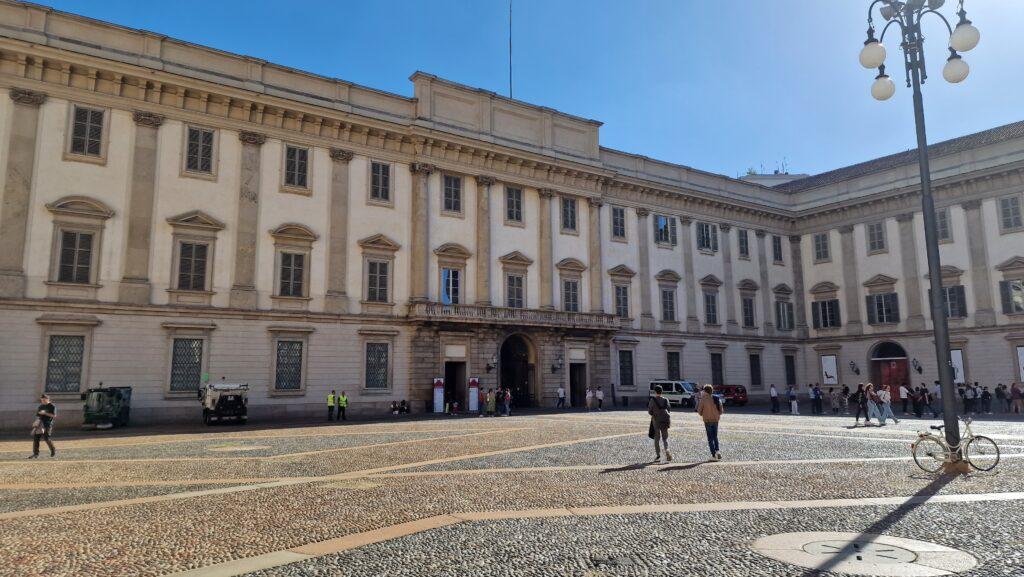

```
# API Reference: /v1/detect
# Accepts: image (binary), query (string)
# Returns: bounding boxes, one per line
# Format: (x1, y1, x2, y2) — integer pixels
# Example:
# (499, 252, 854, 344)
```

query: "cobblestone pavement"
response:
(1, 410, 1022, 577)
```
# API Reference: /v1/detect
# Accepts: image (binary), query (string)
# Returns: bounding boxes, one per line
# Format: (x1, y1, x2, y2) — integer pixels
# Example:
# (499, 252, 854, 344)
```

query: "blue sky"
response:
(43, 1, 1024, 178)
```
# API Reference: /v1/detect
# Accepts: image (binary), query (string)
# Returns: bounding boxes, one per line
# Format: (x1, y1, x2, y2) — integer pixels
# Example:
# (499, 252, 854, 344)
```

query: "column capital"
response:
(411, 162, 436, 175)
(895, 212, 915, 223)
(132, 111, 165, 127)
(678, 216, 692, 226)
(961, 198, 983, 210)
(788, 234, 802, 243)
(538, 188, 556, 199)
(838, 224, 855, 234)
(635, 207, 650, 218)
(239, 131, 267, 146)
(9, 88, 47, 106)
(718, 222, 731, 232)
(329, 148, 355, 163)
(588, 197, 603, 208)
(476, 175, 496, 187)
(754, 229, 766, 238)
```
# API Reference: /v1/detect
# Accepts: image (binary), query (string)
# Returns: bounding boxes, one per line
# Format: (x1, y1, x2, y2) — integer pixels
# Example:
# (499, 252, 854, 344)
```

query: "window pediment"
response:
(737, 279, 759, 292)
(699, 274, 722, 288)
(434, 242, 472, 261)
(924, 265, 965, 283)
(995, 256, 1024, 277)
(499, 251, 534, 267)
(773, 283, 793, 296)
(357, 233, 401, 253)
(167, 210, 225, 232)
(608, 264, 636, 278)
(556, 258, 587, 273)
(810, 281, 839, 295)
(46, 196, 114, 220)
(862, 274, 898, 289)
(655, 269, 681, 283)
(270, 223, 318, 243)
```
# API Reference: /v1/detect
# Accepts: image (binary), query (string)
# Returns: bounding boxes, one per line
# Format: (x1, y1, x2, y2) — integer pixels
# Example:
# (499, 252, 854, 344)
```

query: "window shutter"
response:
(832, 300, 842, 327)
(866, 295, 877, 325)
(811, 302, 821, 329)
(1000, 281, 1012, 314)
(670, 217, 678, 246)
(889, 293, 900, 323)
(954, 285, 966, 317)
(711, 227, 719, 251)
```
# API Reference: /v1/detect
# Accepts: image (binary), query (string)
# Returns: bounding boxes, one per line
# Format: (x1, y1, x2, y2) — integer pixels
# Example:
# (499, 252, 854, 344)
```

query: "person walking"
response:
(922, 384, 940, 418)
(787, 385, 799, 415)
(964, 383, 977, 415)
(504, 388, 512, 416)
(769, 384, 780, 414)
(337, 391, 348, 421)
(485, 388, 496, 417)
(840, 384, 851, 415)
(813, 384, 824, 415)
(878, 384, 899, 426)
(29, 395, 56, 459)
(1011, 383, 1024, 415)
(585, 387, 594, 412)
(851, 384, 869, 426)
(478, 387, 486, 417)
(327, 390, 336, 422)
(596, 388, 604, 411)
(994, 384, 1007, 413)
(912, 386, 925, 418)
(647, 385, 672, 464)
(899, 383, 911, 415)
(865, 384, 881, 426)
(697, 384, 723, 461)
(829, 387, 840, 415)
(556, 386, 566, 409)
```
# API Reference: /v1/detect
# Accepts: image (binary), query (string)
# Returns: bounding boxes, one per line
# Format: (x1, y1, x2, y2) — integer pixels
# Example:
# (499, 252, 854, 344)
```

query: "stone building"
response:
(0, 2, 1022, 427)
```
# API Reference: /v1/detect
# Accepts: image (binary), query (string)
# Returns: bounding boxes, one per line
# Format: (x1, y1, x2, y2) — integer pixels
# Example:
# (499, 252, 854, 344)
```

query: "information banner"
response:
(468, 377, 480, 412)
(950, 349, 966, 384)
(433, 378, 445, 413)
(1017, 346, 1024, 381)
(821, 355, 838, 385)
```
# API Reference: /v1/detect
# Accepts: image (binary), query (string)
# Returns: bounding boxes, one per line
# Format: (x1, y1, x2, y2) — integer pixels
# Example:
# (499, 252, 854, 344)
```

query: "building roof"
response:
(774, 119, 1024, 193)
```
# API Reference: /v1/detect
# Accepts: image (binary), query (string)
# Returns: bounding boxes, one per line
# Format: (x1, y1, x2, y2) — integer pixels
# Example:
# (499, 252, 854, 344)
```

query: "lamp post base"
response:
(942, 460, 971, 475)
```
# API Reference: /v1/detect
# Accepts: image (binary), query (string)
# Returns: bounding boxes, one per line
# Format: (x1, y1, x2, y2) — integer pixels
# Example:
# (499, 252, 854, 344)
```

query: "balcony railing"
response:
(408, 302, 620, 330)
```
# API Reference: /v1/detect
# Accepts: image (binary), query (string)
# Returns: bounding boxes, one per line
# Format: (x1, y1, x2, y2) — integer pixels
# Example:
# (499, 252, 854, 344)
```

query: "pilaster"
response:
(409, 162, 435, 303)
(896, 212, 926, 330)
(720, 223, 738, 334)
(229, 130, 266, 309)
(679, 217, 699, 332)
(635, 208, 654, 329)
(538, 188, 554, 310)
(119, 111, 165, 304)
(587, 197, 604, 313)
(325, 148, 354, 313)
(839, 225, 863, 335)
(475, 176, 495, 306)
(0, 89, 46, 298)
(962, 199, 996, 326)
(788, 234, 808, 338)
(755, 230, 773, 336)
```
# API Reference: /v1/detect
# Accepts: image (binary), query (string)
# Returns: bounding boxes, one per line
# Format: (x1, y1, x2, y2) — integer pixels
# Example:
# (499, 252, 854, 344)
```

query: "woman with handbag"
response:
(647, 385, 672, 464)
(29, 394, 56, 459)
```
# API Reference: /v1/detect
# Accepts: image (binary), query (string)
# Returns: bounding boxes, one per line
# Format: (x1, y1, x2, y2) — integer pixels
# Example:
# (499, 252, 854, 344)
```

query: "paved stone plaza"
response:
(2, 410, 1023, 577)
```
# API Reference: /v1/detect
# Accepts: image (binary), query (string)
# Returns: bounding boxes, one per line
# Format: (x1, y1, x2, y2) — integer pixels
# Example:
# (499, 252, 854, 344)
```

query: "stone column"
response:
(720, 223, 738, 334)
(409, 163, 435, 303)
(119, 111, 165, 304)
(475, 176, 495, 306)
(896, 213, 926, 330)
(229, 131, 266, 309)
(0, 89, 46, 298)
(755, 230, 773, 336)
(636, 208, 655, 329)
(679, 217, 699, 332)
(839, 225, 863, 335)
(789, 235, 809, 338)
(962, 199, 996, 327)
(587, 198, 604, 313)
(325, 148, 354, 314)
(538, 189, 554, 310)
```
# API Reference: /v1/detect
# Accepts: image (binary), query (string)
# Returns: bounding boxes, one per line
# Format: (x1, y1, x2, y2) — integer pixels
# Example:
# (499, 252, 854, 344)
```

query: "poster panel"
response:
(468, 377, 480, 412)
(1017, 346, 1024, 381)
(433, 378, 445, 413)
(950, 349, 966, 384)
(821, 355, 838, 385)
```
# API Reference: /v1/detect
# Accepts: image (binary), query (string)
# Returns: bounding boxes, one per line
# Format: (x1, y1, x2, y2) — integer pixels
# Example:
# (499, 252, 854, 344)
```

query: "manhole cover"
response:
(752, 532, 977, 576)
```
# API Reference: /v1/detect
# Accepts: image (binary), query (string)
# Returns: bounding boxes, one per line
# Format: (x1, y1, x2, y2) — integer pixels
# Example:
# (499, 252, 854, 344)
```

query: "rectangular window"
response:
(367, 260, 389, 303)
(813, 232, 830, 261)
(775, 300, 795, 331)
(611, 206, 626, 239)
(70, 106, 104, 156)
(697, 222, 719, 251)
(365, 342, 390, 389)
(614, 284, 630, 318)
(936, 208, 952, 241)
(177, 242, 208, 291)
(618, 350, 634, 389)
(506, 274, 524, 308)
(866, 293, 900, 324)
(169, 338, 203, 392)
(279, 252, 305, 297)
(942, 285, 967, 319)
(443, 175, 462, 213)
(58, 230, 93, 284)
(666, 351, 681, 381)
(772, 235, 784, 263)
(45, 334, 85, 393)
(284, 145, 309, 188)
(811, 299, 842, 329)
(742, 297, 756, 328)
(661, 289, 676, 322)
(749, 354, 763, 389)
(561, 197, 577, 231)
(562, 279, 579, 312)
(370, 161, 391, 201)
(654, 215, 677, 245)
(1000, 196, 1023, 231)
(441, 267, 460, 305)
(710, 353, 724, 387)
(738, 229, 749, 258)
(704, 292, 718, 325)
(274, 340, 303, 391)
(999, 280, 1024, 314)
(784, 354, 797, 387)
(185, 127, 214, 174)
(867, 221, 887, 252)
(505, 187, 523, 222)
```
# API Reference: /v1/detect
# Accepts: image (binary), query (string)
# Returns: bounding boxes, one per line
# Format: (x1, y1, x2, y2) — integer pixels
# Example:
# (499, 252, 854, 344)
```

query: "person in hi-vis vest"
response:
(327, 390, 336, 421)
(337, 391, 348, 421)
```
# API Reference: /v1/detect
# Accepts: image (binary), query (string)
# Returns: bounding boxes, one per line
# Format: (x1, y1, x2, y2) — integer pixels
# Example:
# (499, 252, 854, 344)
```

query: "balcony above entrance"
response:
(408, 303, 619, 331)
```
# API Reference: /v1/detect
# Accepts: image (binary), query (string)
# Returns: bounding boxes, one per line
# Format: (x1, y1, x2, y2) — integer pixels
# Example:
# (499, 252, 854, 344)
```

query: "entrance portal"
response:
(870, 342, 909, 391)
(443, 361, 466, 412)
(500, 335, 535, 408)
(569, 363, 587, 408)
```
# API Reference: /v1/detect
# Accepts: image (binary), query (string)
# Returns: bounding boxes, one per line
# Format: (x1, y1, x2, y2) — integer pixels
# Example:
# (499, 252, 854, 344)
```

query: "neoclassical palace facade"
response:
(1, 2, 1023, 426)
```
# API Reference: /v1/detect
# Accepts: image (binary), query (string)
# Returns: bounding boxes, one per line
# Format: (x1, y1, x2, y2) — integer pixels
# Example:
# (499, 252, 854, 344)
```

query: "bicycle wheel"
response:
(912, 437, 947, 473)
(965, 435, 1000, 472)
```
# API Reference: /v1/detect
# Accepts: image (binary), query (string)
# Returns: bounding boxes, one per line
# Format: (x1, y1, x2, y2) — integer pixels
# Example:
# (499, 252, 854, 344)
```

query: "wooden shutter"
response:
(811, 301, 821, 329)
(669, 217, 678, 246)
(832, 300, 842, 327)
(889, 293, 900, 323)
(1000, 281, 1012, 314)
(866, 295, 877, 325)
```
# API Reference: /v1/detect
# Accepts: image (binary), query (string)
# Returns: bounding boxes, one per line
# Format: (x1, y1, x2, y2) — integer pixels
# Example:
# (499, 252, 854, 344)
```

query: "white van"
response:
(649, 380, 699, 408)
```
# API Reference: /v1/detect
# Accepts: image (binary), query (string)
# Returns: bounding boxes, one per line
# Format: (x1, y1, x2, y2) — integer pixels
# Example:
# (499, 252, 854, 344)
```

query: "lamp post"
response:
(859, 0, 980, 465)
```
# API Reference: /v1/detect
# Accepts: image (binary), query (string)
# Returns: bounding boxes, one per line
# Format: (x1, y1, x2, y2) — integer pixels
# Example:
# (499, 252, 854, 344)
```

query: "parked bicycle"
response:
(911, 417, 999, 473)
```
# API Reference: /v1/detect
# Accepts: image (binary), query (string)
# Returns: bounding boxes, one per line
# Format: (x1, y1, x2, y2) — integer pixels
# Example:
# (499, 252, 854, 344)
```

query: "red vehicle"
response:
(713, 385, 748, 406)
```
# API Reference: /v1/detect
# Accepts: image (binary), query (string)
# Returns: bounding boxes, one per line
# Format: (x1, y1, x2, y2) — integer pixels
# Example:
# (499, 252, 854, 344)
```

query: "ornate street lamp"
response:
(859, 0, 980, 466)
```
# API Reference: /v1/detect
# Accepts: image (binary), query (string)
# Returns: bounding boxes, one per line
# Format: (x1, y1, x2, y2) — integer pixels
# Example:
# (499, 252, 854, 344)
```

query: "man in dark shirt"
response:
(30, 394, 56, 458)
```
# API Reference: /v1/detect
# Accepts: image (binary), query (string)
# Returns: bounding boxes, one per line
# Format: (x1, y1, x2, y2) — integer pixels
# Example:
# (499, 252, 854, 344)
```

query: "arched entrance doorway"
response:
(870, 341, 909, 391)
(499, 334, 537, 408)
